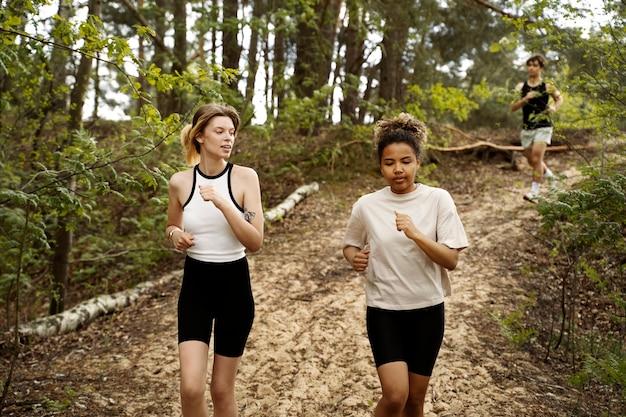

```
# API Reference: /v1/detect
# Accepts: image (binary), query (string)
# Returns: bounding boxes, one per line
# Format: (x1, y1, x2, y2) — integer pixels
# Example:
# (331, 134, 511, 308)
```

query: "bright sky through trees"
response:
(33, 0, 611, 123)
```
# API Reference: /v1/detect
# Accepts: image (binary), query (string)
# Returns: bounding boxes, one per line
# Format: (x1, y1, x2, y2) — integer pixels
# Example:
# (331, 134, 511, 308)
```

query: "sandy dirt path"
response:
(5, 158, 593, 416)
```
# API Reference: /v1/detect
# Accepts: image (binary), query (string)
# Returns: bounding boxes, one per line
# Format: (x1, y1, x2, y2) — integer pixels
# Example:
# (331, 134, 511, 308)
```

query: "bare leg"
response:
(402, 373, 431, 417)
(179, 341, 210, 417)
(210, 354, 242, 417)
(524, 142, 548, 183)
(375, 362, 410, 417)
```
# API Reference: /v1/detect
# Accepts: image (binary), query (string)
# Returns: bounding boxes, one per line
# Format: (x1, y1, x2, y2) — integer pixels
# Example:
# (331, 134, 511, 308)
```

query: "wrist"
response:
(168, 227, 182, 241)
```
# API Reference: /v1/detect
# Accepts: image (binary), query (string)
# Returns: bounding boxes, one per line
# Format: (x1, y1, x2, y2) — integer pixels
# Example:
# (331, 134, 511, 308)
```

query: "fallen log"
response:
(264, 182, 319, 223)
(17, 272, 178, 337)
(15, 182, 320, 338)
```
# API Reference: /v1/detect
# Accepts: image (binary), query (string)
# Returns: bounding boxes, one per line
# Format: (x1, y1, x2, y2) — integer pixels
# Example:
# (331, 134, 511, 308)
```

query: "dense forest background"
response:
(0, 0, 624, 414)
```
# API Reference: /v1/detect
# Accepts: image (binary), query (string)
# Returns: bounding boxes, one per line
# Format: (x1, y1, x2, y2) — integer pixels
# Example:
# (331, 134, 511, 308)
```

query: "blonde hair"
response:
(374, 113, 427, 161)
(180, 103, 241, 165)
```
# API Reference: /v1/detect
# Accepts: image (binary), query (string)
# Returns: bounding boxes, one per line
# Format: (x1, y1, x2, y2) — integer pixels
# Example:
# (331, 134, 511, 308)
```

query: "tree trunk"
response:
(210, 1, 218, 74)
(153, 0, 169, 114)
(32, 0, 72, 146)
(340, 0, 365, 123)
(222, 0, 242, 93)
(170, 0, 188, 115)
(46, 0, 73, 314)
(292, 0, 341, 99)
(243, 0, 265, 120)
(49, 216, 74, 315)
(271, 8, 286, 119)
(50, 0, 102, 315)
(134, 0, 146, 115)
(378, 1, 411, 109)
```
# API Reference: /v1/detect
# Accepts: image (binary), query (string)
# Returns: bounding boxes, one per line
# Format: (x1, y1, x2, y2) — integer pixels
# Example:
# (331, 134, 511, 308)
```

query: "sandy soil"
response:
(1, 151, 611, 417)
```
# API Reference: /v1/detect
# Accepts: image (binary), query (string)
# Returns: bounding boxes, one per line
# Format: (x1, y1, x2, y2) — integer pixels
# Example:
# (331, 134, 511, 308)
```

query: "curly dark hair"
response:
(374, 113, 427, 162)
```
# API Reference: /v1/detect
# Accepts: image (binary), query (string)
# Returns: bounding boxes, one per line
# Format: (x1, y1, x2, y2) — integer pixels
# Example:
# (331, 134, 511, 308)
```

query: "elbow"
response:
(442, 249, 460, 270)
(246, 240, 263, 253)
(441, 257, 458, 270)
(248, 235, 264, 253)
(246, 245, 262, 254)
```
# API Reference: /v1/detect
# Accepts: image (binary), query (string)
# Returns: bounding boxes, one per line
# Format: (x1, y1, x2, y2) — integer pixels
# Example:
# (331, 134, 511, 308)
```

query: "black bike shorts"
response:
(177, 256, 255, 357)
(366, 302, 444, 376)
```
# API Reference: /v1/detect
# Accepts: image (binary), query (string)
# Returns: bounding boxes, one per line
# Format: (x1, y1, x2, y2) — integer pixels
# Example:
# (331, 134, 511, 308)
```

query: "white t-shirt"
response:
(342, 184, 468, 310)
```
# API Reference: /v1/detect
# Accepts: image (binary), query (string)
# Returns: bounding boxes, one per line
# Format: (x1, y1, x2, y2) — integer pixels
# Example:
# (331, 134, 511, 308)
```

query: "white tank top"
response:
(183, 163, 246, 262)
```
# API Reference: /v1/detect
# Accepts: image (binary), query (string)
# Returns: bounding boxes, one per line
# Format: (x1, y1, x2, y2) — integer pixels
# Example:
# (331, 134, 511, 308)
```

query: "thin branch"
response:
(116, 0, 183, 68)
(471, 0, 534, 23)
(427, 141, 593, 153)
(0, 202, 31, 412)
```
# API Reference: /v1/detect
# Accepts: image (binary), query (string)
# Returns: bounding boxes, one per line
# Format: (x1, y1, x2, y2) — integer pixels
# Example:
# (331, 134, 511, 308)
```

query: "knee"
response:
(180, 381, 206, 407)
(525, 154, 538, 165)
(405, 395, 425, 414)
(381, 388, 409, 411)
(210, 382, 235, 405)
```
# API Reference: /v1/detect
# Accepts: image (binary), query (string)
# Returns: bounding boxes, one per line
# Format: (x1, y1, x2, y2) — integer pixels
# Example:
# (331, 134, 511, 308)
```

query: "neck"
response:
(198, 158, 227, 176)
(528, 75, 542, 85)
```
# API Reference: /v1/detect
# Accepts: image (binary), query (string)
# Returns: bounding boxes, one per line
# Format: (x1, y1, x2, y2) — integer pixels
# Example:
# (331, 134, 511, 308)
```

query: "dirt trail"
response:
(4, 156, 595, 416)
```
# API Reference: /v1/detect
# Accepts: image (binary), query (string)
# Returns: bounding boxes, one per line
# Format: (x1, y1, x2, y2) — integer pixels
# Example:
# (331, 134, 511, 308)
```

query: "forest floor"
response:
(2, 131, 623, 416)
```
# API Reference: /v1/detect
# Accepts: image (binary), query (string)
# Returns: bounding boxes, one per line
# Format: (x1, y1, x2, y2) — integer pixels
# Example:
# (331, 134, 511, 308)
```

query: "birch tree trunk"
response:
(21, 273, 179, 337)
(264, 183, 319, 223)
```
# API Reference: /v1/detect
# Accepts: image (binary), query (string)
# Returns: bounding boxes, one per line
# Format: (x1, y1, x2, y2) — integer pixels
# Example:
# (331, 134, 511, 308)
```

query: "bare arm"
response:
(548, 84, 563, 112)
(511, 82, 528, 112)
(166, 171, 195, 251)
(394, 211, 460, 270)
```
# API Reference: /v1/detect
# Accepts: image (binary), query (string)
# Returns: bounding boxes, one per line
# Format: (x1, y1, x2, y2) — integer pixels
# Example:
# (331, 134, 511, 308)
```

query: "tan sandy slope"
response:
(5, 154, 601, 417)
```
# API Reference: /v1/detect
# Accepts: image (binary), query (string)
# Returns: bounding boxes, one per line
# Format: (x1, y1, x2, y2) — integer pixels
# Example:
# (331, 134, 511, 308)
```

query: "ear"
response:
(195, 135, 204, 144)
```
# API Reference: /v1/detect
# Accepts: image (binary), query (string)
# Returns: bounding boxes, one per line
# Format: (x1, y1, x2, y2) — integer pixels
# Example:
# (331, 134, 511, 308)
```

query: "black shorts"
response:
(366, 303, 444, 376)
(178, 256, 255, 357)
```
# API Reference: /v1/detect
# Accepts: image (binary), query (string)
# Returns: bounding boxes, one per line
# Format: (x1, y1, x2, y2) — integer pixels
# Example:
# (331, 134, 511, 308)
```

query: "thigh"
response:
(531, 139, 548, 159)
(405, 303, 445, 376)
(214, 258, 255, 357)
(406, 373, 431, 411)
(367, 307, 405, 368)
(178, 257, 215, 344)
(376, 361, 410, 399)
(179, 340, 209, 392)
(211, 354, 242, 392)
(520, 129, 534, 149)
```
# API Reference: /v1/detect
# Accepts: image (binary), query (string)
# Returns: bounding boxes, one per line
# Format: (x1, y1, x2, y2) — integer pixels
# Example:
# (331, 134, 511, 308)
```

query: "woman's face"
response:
(380, 142, 419, 194)
(197, 116, 236, 159)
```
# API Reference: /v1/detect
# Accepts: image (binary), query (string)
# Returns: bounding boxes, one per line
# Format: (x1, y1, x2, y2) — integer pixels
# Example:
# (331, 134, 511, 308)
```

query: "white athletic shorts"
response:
(521, 127, 553, 149)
